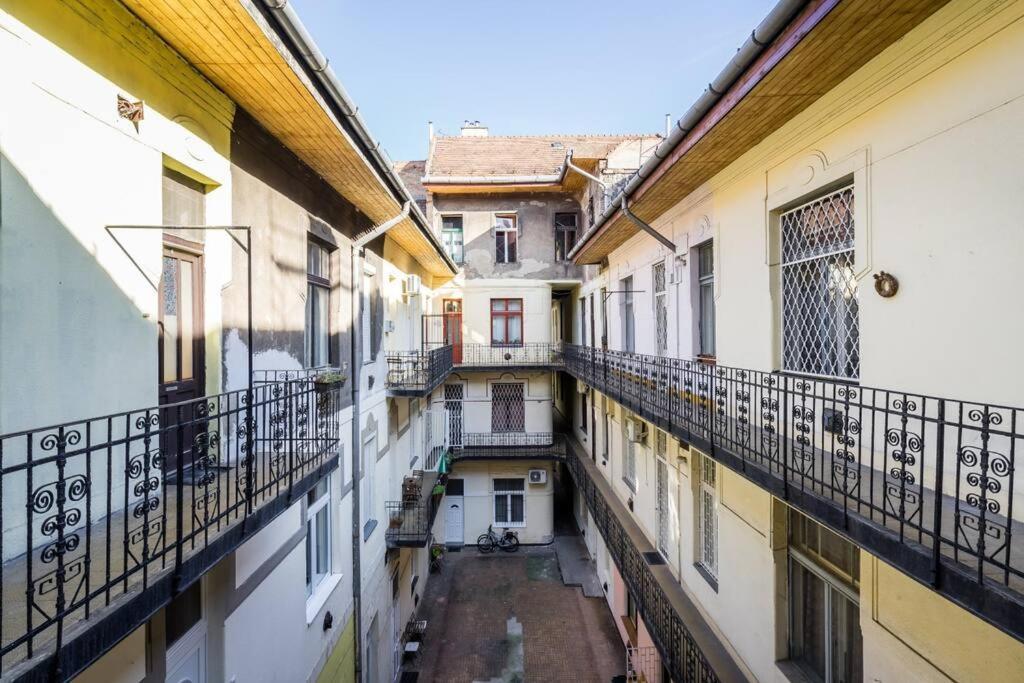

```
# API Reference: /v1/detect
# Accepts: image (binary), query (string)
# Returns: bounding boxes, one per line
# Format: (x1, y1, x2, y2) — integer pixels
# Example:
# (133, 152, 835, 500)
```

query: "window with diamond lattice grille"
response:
(491, 383, 525, 433)
(653, 262, 668, 356)
(697, 454, 718, 578)
(780, 186, 859, 379)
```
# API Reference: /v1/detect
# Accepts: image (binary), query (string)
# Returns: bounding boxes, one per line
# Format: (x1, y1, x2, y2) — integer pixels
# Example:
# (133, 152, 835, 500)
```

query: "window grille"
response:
(698, 455, 718, 577)
(491, 382, 525, 433)
(656, 459, 669, 555)
(780, 186, 859, 378)
(444, 384, 464, 447)
(653, 262, 668, 356)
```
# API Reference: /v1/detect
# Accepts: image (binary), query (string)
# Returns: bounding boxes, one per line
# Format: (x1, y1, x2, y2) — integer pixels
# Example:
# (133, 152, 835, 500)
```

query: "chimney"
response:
(460, 120, 489, 137)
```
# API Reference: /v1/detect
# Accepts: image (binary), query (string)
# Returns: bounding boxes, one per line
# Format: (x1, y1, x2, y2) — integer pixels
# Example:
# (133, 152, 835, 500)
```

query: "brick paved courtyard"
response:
(406, 547, 626, 682)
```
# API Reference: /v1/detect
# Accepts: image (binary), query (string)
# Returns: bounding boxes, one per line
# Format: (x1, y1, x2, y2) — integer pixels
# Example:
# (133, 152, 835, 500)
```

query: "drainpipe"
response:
(348, 203, 411, 681)
(563, 151, 606, 189)
(621, 196, 676, 253)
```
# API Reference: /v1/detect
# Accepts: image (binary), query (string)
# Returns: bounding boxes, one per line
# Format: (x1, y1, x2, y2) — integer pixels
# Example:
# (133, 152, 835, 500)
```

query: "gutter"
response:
(566, 0, 808, 261)
(422, 172, 566, 186)
(257, 0, 457, 275)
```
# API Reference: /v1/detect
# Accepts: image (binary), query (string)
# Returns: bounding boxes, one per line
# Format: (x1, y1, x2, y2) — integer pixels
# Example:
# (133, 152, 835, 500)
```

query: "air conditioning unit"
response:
(528, 468, 547, 485)
(625, 417, 648, 443)
(576, 379, 590, 395)
(403, 274, 422, 298)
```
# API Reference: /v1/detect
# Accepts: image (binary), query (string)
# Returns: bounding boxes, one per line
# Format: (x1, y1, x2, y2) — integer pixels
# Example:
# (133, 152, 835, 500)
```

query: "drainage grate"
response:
(642, 551, 666, 565)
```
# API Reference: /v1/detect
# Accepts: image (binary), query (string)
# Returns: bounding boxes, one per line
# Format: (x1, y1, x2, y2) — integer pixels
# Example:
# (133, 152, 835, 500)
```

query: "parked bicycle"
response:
(477, 524, 520, 553)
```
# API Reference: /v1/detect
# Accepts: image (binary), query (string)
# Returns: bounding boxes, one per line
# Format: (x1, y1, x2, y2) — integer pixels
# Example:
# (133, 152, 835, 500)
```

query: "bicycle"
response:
(477, 524, 519, 553)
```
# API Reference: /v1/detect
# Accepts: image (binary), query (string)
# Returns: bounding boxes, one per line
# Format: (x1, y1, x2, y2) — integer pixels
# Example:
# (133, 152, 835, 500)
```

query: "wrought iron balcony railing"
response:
(456, 342, 564, 368)
(0, 379, 340, 679)
(385, 345, 453, 396)
(563, 344, 1024, 638)
(385, 470, 443, 548)
(565, 440, 720, 683)
(450, 432, 567, 462)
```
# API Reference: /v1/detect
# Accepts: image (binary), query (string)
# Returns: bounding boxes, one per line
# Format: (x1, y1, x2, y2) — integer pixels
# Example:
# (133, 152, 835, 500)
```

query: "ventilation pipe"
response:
(567, 0, 808, 260)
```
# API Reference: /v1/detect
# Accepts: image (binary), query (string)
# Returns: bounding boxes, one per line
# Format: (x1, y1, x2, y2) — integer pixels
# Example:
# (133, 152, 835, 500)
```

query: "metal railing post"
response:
(931, 399, 946, 587)
(174, 404, 185, 592)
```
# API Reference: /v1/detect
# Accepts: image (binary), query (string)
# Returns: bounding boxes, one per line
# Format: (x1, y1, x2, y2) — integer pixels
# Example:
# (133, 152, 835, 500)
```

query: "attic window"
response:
(551, 142, 564, 149)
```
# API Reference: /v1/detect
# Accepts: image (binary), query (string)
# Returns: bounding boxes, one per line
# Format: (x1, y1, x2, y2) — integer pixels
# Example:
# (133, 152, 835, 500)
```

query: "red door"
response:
(443, 299, 463, 364)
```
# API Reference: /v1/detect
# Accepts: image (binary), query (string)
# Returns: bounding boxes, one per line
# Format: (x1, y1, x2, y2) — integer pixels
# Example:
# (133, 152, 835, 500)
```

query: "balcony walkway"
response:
(564, 437, 747, 683)
(0, 381, 339, 680)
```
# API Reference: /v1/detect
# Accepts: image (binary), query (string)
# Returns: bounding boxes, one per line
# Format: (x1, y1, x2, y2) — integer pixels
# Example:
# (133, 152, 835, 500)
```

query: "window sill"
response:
(775, 659, 817, 683)
(622, 478, 637, 494)
(306, 572, 342, 625)
(619, 616, 638, 647)
(694, 562, 719, 593)
(494, 522, 526, 529)
(363, 518, 378, 541)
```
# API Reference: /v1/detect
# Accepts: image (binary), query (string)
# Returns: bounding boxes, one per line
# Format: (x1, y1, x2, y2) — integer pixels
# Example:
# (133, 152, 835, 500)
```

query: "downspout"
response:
(347, 203, 410, 682)
(621, 196, 676, 253)
(563, 150, 606, 189)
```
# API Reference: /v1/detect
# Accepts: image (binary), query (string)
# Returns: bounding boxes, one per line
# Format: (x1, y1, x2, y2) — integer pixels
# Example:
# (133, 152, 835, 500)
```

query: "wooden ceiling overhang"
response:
(422, 157, 600, 195)
(572, 0, 950, 265)
(122, 0, 455, 276)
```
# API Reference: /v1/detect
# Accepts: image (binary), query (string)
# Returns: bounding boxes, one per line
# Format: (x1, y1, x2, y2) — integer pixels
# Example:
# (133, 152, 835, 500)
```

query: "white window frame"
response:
(622, 425, 637, 491)
(696, 453, 719, 580)
(440, 214, 465, 264)
(493, 478, 526, 528)
(494, 213, 518, 264)
(653, 261, 668, 357)
(620, 276, 635, 353)
(305, 475, 340, 623)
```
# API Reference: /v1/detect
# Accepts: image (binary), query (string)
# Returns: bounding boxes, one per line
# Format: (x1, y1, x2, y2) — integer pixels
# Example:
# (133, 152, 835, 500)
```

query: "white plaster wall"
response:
(442, 460, 554, 545)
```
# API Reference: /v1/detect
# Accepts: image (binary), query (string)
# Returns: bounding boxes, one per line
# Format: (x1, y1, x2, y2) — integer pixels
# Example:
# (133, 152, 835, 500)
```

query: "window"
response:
(441, 215, 464, 264)
(620, 276, 635, 353)
(362, 267, 376, 364)
(493, 478, 525, 527)
(587, 195, 595, 227)
(362, 434, 377, 527)
(780, 186, 858, 378)
(788, 511, 862, 683)
(623, 424, 637, 489)
(494, 213, 518, 263)
(653, 261, 668, 356)
(306, 477, 331, 596)
(697, 242, 715, 357)
(162, 167, 206, 226)
(491, 382, 525, 433)
(579, 296, 587, 346)
(655, 431, 669, 556)
(696, 454, 718, 580)
(600, 287, 608, 349)
(490, 298, 523, 346)
(554, 213, 578, 261)
(306, 240, 331, 367)
(580, 391, 588, 434)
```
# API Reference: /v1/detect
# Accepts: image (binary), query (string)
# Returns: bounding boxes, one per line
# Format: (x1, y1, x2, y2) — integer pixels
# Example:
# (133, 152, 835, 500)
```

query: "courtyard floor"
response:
(405, 545, 626, 682)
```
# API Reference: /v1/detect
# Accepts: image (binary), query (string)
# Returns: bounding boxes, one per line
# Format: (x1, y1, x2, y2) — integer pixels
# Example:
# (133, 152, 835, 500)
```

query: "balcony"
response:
(450, 432, 567, 463)
(565, 438, 740, 683)
(385, 470, 443, 548)
(562, 344, 1024, 641)
(386, 343, 563, 396)
(0, 378, 341, 680)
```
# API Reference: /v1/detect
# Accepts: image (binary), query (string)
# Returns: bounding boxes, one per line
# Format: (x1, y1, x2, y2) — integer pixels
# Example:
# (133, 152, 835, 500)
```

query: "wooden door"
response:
(442, 298, 463, 363)
(159, 239, 205, 475)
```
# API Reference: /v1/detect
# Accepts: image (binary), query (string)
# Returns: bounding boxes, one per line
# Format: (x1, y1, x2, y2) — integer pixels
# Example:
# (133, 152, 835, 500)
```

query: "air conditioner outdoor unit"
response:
(403, 274, 422, 298)
(528, 469, 547, 485)
(576, 379, 590, 394)
(625, 418, 648, 443)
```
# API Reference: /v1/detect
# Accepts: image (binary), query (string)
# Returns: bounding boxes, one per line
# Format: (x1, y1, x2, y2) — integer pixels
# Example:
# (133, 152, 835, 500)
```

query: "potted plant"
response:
(388, 509, 404, 528)
(314, 371, 346, 393)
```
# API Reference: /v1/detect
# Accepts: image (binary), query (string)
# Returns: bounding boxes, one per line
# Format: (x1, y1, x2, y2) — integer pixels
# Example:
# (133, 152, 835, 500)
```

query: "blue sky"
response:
(289, 0, 777, 161)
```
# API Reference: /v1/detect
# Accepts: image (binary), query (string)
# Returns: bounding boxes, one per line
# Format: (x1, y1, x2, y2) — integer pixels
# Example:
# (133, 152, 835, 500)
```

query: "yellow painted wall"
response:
(863, 555, 1024, 682)
(316, 614, 357, 683)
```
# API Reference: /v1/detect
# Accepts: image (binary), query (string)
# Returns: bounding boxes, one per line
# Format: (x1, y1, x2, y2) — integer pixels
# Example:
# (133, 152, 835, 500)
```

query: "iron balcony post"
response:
(931, 399, 946, 588)
(287, 381, 295, 502)
(782, 373, 790, 500)
(245, 389, 256, 516)
(52, 426, 68, 679)
(174, 403, 185, 593)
